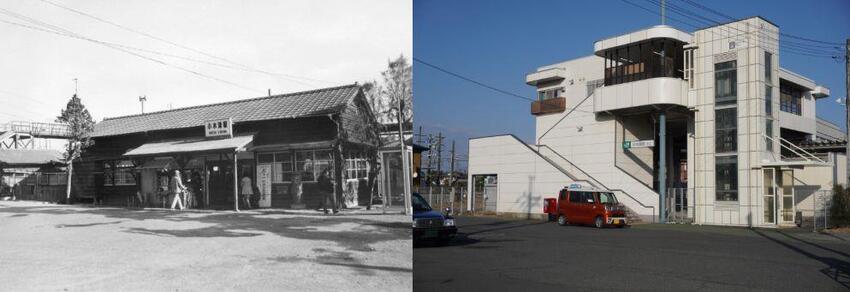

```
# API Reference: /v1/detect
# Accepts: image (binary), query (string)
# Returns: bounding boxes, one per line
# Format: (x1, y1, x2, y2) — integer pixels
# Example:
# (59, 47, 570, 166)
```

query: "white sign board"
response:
(257, 164, 272, 207)
(623, 139, 655, 149)
(205, 118, 233, 137)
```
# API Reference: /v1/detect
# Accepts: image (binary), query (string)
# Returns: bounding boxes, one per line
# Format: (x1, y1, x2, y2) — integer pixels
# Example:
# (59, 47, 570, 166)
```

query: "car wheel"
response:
(557, 214, 567, 226)
(594, 216, 604, 228)
(548, 213, 556, 222)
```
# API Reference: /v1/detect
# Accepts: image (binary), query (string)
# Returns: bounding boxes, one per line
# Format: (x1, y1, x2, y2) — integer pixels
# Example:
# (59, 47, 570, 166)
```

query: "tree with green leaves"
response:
(56, 94, 95, 204)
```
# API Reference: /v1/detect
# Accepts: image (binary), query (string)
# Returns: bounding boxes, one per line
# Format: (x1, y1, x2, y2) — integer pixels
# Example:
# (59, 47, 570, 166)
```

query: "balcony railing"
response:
(531, 97, 566, 116)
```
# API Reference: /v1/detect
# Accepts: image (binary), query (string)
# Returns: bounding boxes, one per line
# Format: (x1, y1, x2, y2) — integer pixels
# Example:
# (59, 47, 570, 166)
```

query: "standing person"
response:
(169, 170, 186, 210)
(240, 174, 253, 209)
(191, 171, 203, 208)
(318, 168, 337, 214)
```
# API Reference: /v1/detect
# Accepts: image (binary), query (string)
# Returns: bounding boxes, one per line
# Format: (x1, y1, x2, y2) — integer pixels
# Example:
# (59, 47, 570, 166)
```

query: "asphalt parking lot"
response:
(0, 200, 411, 292)
(414, 216, 850, 291)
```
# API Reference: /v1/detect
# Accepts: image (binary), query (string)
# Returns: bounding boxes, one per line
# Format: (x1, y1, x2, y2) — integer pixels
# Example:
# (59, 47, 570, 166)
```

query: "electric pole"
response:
(450, 140, 456, 183)
(660, 0, 665, 25)
(397, 65, 412, 216)
(845, 38, 849, 186)
(436, 132, 443, 185)
(139, 96, 147, 114)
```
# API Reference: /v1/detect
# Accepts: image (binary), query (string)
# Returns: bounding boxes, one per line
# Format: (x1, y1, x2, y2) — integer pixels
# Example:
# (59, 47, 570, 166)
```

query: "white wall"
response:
(467, 135, 570, 215)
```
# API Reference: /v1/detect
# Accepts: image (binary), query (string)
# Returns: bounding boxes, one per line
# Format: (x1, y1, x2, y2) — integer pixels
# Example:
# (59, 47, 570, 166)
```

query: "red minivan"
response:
(545, 186, 628, 228)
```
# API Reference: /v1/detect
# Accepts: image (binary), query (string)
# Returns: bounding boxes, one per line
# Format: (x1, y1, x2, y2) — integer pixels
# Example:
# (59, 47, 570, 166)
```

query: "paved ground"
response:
(414, 216, 850, 292)
(0, 200, 411, 292)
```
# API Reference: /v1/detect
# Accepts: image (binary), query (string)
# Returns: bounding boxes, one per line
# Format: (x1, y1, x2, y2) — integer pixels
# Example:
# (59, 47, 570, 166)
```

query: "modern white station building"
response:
(467, 17, 844, 227)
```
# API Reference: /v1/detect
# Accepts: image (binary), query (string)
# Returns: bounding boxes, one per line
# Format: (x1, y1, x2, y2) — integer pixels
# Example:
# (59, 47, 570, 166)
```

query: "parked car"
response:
(544, 185, 628, 228)
(412, 192, 457, 244)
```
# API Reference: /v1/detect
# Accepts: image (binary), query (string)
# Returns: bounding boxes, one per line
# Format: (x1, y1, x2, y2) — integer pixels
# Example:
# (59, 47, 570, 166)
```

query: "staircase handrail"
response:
(537, 144, 656, 220)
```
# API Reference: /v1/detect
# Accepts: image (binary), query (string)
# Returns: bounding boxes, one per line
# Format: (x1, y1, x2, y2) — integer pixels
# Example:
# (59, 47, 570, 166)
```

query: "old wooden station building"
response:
(73, 84, 379, 210)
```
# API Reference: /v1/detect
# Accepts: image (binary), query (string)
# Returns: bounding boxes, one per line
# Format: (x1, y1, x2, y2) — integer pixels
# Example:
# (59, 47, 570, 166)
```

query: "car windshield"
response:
(412, 194, 432, 211)
(598, 192, 618, 204)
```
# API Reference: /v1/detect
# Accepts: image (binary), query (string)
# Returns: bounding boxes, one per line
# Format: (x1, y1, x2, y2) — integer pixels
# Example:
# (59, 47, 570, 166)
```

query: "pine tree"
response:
(55, 94, 95, 204)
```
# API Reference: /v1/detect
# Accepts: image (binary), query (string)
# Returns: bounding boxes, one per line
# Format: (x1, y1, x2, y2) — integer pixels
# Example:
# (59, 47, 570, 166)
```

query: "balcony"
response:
(593, 77, 688, 113)
(531, 97, 566, 116)
(526, 67, 566, 86)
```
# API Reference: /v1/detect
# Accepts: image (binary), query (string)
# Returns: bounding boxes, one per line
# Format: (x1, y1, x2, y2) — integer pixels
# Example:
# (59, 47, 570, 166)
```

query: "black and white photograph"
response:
(0, 0, 412, 291)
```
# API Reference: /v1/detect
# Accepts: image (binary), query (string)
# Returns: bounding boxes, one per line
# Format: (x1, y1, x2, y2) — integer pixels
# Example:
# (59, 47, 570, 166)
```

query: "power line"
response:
(413, 57, 594, 114)
(648, 0, 843, 57)
(622, 0, 844, 60)
(677, 0, 845, 46)
(36, 0, 334, 86)
(0, 9, 263, 94)
(413, 57, 536, 102)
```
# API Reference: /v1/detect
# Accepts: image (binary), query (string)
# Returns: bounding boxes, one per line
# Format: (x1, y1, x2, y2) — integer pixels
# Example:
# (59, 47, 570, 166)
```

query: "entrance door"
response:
(484, 183, 497, 212)
(779, 170, 795, 224)
(763, 168, 776, 225)
(207, 160, 234, 208)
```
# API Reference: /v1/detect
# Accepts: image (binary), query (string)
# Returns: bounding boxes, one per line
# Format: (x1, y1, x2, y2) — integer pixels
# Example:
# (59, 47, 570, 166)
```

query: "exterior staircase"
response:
(519, 141, 657, 223)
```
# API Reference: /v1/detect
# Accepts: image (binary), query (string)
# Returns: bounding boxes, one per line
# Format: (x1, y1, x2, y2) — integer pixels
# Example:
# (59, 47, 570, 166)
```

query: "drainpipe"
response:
(659, 112, 667, 223)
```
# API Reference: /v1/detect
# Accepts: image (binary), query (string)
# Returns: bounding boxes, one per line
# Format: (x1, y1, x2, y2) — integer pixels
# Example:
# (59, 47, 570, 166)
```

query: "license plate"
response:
(423, 230, 438, 238)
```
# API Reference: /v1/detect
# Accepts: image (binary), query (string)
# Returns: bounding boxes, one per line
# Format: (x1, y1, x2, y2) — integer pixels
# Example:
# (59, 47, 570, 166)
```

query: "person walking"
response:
(241, 174, 254, 209)
(169, 170, 186, 210)
(318, 168, 337, 214)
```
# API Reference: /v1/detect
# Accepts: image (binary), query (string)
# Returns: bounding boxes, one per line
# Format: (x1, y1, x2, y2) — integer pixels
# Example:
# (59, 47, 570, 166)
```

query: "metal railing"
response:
(537, 144, 657, 221)
(763, 134, 826, 164)
(415, 185, 467, 215)
(1, 121, 72, 138)
(665, 187, 693, 223)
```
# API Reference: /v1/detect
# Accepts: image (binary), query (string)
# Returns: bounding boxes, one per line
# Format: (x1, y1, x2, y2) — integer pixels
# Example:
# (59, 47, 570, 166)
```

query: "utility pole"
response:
(436, 132, 443, 185)
(450, 140, 456, 214)
(397, 65, 412, 215)
(73, 78, 78, 95)
(660, 0, 665, 25)
(845, 38, 849, 186)
(138, 96, 147, 114)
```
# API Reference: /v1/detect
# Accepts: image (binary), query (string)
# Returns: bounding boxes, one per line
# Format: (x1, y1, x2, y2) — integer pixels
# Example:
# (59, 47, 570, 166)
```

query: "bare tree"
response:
(55, 94, 94, 204)
(362, 80, 386, 124)
(381, 55, 413, 125)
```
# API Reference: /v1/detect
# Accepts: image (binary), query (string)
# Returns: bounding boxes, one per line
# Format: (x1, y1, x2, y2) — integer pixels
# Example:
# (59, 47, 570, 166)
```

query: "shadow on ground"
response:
(750, 228, 850, 289)
(0, 204, 410, 253)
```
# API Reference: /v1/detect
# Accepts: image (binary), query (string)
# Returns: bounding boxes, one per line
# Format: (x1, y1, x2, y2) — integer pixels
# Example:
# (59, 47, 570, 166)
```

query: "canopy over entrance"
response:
(123, 134, 254, 157)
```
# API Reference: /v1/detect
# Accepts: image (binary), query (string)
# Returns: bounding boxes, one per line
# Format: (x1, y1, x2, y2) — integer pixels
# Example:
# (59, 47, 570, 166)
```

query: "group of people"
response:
(166, 167, 339, 213)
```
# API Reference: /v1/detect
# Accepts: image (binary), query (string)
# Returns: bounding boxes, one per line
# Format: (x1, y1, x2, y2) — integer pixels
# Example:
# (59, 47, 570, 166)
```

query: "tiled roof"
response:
(92, 84, 360, 138)
(0, 150, 63, 165)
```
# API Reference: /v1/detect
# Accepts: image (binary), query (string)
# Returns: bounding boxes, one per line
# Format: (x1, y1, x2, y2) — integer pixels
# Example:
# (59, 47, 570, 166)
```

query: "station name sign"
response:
(205, 118, 233, 138)
(622, 139, 654, 150)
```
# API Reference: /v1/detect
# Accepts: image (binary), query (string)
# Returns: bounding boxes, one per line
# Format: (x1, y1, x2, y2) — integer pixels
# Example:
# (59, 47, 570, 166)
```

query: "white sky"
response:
(0, 0, 411, 124)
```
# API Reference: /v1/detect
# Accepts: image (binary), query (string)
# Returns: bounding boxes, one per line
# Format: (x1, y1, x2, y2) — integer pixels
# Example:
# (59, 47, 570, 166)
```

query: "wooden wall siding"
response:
(340, 94, 380, 147)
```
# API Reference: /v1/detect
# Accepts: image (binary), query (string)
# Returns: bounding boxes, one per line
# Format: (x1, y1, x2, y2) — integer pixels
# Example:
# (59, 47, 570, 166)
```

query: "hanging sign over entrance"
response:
(622, 139, 655, 150)
(205, 118, 233, 137)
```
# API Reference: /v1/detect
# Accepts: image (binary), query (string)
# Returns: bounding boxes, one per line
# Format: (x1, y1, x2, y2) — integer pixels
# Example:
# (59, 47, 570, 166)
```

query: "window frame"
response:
(714, 61, 737, 105)
(715, 155, 739, 202)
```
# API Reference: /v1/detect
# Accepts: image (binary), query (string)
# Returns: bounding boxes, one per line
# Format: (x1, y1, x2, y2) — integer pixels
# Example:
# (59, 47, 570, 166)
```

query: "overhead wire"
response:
(413, 57, 594, 114)
(0, 8, 264, 94)
(36, 0, 334, 86)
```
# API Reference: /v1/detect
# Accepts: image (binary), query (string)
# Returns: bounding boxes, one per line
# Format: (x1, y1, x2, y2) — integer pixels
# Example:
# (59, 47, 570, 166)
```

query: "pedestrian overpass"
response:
(0, 121, 71, 149)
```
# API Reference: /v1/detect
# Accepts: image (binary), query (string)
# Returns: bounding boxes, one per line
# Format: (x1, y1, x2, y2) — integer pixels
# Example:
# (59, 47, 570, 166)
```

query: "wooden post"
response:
(203, 156, 209, 209)
(233, 152, 239, 212)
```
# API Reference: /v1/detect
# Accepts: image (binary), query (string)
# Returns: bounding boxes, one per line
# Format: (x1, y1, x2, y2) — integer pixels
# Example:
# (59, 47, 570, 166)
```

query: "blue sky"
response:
(413, 0, 849, 171)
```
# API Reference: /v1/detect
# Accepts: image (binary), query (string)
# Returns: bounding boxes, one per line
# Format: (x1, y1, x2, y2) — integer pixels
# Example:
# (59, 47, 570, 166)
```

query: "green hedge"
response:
(832, 185, 850, 227)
